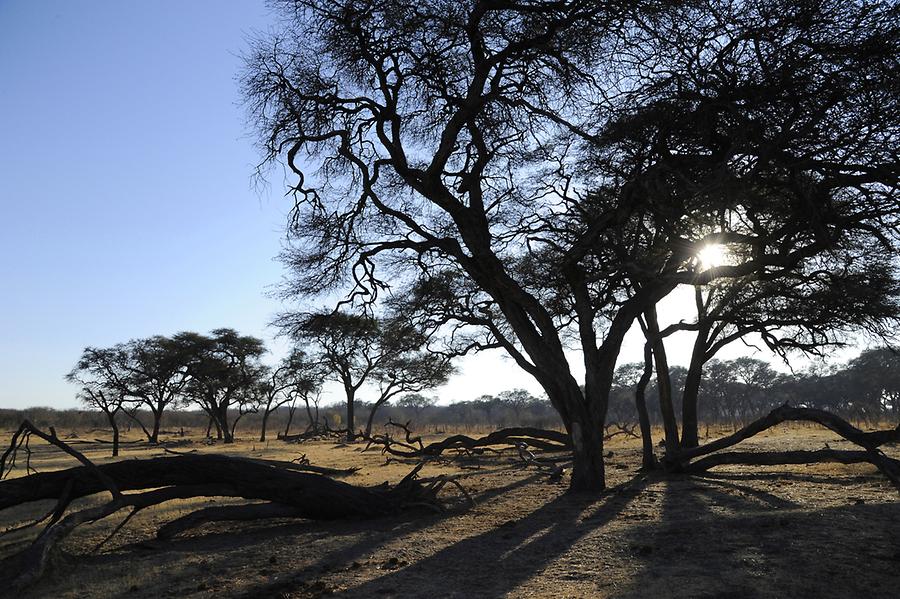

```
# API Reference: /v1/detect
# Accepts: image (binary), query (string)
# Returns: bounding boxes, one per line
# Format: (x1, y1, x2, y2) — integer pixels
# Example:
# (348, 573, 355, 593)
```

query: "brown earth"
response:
(0, 425, 898, 599)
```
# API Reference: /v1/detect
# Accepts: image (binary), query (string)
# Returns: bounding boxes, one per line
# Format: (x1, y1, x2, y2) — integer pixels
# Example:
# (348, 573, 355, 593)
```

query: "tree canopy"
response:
(244, 0, 900, 490)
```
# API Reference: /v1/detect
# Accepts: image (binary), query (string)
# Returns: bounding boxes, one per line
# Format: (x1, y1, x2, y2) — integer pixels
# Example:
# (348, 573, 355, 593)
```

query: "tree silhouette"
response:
(257, 348, 323, 442)
(244, 0, 900, 490)
(280, 311, 452, 440)
(65, 347, 130, 456)
(177, 329, 267, 443)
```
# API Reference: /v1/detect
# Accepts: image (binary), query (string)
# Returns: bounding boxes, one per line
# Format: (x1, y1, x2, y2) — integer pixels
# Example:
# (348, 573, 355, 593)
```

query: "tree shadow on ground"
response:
(235, 472, 653, 599)
(24, 465, 548, 599)
(615, 473, 900, 599)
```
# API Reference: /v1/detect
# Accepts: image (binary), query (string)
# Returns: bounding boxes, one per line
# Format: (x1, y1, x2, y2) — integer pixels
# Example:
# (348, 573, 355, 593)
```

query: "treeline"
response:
(9, 347, 898, 445)
(608, 349, 900, 429)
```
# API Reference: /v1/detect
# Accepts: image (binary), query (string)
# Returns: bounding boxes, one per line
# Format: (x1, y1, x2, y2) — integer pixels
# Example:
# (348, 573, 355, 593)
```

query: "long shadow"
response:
(617, 472, 900, 598)
(234, 473, 653, 599)
(628, 475, 777, 598)
(55, 466, 549, 599)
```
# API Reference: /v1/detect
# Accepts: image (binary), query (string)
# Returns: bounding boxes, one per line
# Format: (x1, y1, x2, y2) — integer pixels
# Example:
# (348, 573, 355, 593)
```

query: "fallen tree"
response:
(0, 421, 456, 590)
(362, 421, 571, 458)
(361, 421, 640, 459)
(675, 405, 900, 489)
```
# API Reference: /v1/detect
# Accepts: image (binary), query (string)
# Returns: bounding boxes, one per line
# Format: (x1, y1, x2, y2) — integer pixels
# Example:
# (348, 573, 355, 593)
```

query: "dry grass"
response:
(1, 425, 898, 598)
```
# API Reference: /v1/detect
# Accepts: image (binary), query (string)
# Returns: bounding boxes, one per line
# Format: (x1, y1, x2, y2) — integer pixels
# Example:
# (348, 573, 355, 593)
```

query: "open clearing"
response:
(1, 426, 898, 598)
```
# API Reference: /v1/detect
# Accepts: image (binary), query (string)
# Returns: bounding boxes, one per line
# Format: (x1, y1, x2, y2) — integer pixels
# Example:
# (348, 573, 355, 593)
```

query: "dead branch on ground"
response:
(675, 405, 900, 490)
(0, 421, 460, 590)
(362, 421, 571, 458)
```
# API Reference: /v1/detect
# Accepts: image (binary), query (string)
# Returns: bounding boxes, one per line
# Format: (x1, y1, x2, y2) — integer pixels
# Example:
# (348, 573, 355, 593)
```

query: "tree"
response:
(364, 319, 455, 436)
(244, 0, 900, 491)
(120, 336, 191, 444)
(612, 355, 655, 469)
(397, 393, 438, 421)
(280, 311, 453, 440)
(258, 348, 323, 442)
(844, 348, 900, 421)
(497, 389, 539, 423)
(177, 329, 267, 443)
(65, 347, 130, 456)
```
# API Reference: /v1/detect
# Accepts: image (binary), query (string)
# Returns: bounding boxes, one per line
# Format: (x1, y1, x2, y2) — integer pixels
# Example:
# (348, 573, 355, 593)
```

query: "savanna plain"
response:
(1, 425, 897, 599)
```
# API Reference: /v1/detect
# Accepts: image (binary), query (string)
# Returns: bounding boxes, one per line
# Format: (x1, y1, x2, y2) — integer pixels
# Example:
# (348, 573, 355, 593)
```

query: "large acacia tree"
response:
(244, 0, 900, 490)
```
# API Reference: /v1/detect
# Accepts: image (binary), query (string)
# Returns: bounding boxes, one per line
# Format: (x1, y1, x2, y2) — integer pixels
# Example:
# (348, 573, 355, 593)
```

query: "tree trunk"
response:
(219, 404, 233, 444)
(260, 408, 271, 442)
(105, 411, 120, 458)
(635, 342, 656, 469)
(680, 357, 705, 449)
(364, 398, 390, 438)
(346, 388, 356, 442)
(644, 306, 680, 456)
(149, 406, 161, 445)
(681, 288, 710, 449)
(285, 403, 297, 437)
(568, 414, 606, 492)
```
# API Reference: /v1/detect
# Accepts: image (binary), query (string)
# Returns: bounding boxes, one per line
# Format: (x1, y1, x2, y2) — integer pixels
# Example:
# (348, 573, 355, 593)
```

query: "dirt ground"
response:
(1, 425, 898, 599)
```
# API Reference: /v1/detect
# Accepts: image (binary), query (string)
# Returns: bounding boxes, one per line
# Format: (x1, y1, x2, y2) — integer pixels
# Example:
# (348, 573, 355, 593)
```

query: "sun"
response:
(697, 243, 728, 270)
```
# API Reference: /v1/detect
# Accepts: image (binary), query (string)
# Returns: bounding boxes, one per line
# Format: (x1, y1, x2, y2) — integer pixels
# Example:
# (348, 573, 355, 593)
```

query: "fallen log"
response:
(364, 422, 572, 458)
(0, 454, 417, 517)
(0, 421, 452, 591)
(675, 405, 900, 490)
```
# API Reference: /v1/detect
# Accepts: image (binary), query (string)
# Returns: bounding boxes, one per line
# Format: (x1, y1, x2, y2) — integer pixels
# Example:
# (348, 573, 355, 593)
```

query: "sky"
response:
(0, 1, 860, 410)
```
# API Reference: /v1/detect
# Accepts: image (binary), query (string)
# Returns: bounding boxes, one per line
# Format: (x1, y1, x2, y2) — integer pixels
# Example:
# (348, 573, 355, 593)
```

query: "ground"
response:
(1, 425, 898, 598)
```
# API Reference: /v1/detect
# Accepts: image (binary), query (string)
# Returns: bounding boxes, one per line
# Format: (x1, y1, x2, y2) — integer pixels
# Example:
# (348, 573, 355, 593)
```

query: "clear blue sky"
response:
(0, 1, 857, 411)
(0, 1, 289, 408)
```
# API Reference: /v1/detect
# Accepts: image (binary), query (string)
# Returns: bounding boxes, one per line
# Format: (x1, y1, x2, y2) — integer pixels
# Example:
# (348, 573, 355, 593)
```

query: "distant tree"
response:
(612, 352, 655, 468)
(177, 329, 267, 443)
(397, 393, 438, 421)
(258, 348, 323, 442)
(65, 347, 130, 456)
(279, 311, 452, 441)
(119, 335, 191, 444)
(834, 348, 900, 422)
(497, 389, 538, 423)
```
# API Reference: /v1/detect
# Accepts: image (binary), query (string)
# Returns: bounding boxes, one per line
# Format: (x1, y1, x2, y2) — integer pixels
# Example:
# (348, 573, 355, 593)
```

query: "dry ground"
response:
(1, 425, 898, 598)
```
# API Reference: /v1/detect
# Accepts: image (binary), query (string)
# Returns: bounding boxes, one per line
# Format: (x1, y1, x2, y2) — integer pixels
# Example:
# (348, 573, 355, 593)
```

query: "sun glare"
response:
(697, 243, 727, 270)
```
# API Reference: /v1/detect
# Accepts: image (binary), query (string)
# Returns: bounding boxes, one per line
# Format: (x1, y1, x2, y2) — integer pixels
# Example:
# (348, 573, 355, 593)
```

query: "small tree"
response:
(258, 348, 322, 442)
(497, 389, 538, 425)
(281, 311, 452, 441)
(66, 347, 130, 456)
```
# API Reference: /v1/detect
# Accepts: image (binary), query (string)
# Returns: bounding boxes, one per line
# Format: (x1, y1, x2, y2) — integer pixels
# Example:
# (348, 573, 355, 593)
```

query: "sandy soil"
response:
(1, 426, 898, 599)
